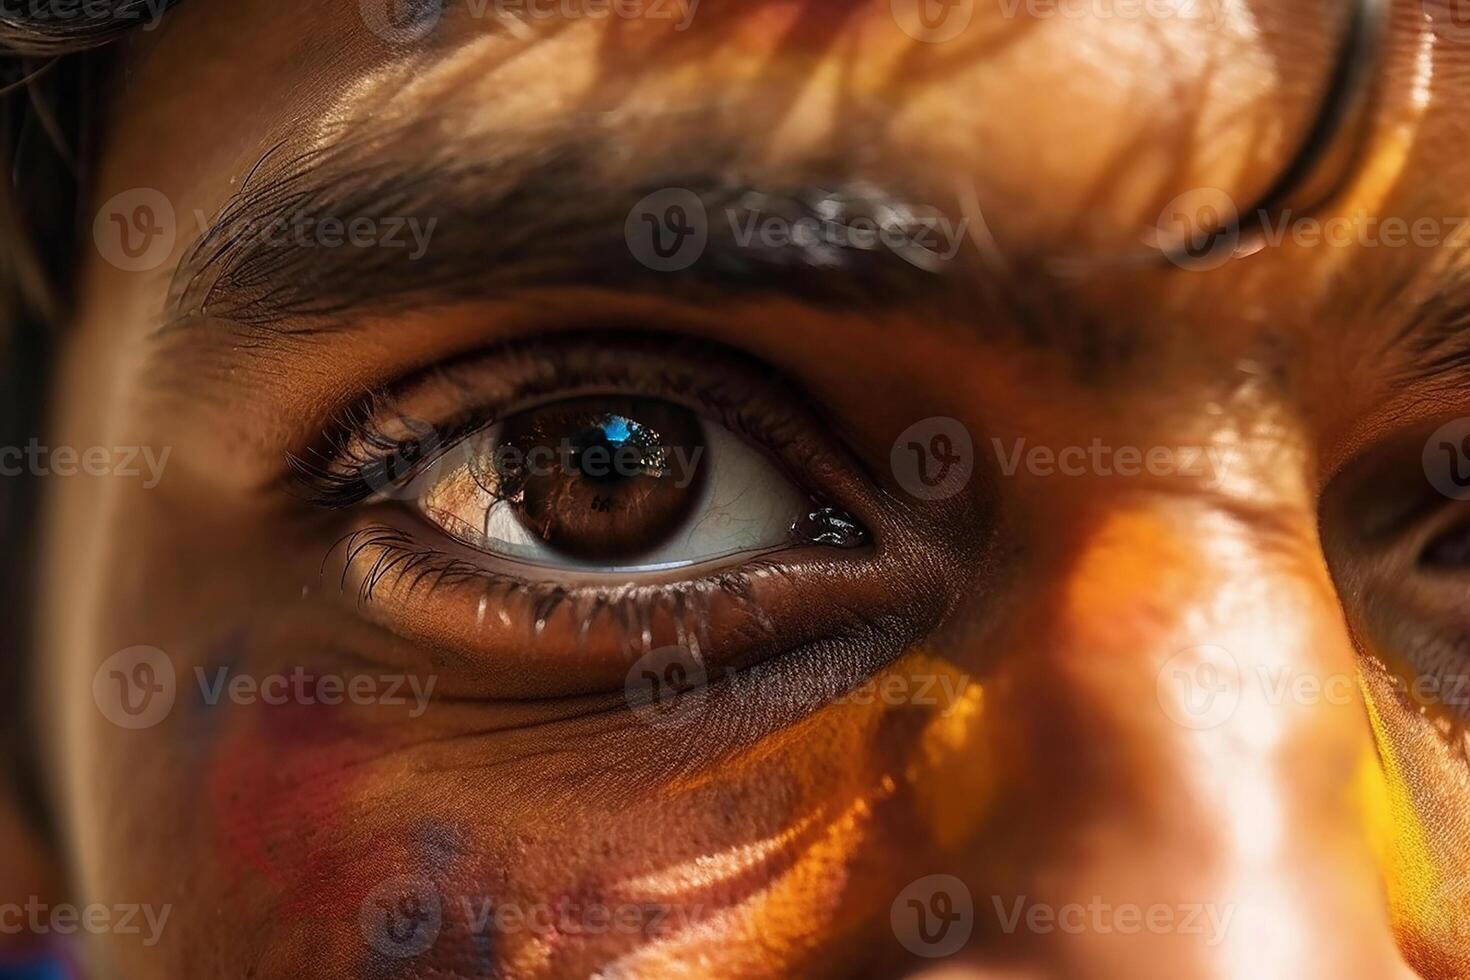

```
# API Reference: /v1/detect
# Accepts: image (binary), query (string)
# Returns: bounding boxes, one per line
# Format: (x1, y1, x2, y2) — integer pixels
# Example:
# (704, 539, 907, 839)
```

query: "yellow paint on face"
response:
(906, 667, 991, 851)
(1359, 679, 1444, 941)
(622, 648, 991, 975)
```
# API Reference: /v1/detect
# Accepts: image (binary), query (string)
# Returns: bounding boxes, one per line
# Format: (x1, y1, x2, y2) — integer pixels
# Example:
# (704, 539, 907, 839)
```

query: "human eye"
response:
(289, 334, 952, 698)
(408, 391, 863, 572)
(1322, 420, 1470, 745)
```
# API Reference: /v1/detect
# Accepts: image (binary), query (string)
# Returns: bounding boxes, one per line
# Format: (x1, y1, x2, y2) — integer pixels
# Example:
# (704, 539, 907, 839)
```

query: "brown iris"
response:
(490, 397, 708, 561)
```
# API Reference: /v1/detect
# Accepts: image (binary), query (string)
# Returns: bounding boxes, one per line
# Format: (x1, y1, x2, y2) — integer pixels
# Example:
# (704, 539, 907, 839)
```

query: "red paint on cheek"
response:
(204, 698, 403, 918)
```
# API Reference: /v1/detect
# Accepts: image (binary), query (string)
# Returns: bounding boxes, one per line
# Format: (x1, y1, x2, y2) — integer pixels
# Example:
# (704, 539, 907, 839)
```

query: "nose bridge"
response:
(918, 488, 1413, 977)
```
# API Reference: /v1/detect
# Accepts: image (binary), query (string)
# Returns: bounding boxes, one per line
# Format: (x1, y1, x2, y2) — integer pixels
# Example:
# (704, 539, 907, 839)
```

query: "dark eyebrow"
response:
(165, 130, 987, 324)
(162, 119, 1129, 372)
(1379, 266, 1470, 389)
(165, 114, 1470, 394)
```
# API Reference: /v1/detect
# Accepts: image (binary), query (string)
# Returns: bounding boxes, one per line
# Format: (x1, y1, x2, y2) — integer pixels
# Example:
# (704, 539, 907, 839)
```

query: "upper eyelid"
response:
(287, 335, 843, 510)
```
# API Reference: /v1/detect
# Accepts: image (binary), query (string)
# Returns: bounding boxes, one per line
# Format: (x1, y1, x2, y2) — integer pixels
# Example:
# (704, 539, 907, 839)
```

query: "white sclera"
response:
(416, 419, 809, 573)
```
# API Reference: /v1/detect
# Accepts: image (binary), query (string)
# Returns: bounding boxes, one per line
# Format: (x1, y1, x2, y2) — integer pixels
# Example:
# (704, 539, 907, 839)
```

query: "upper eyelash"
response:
(287, 393, 490, 509)
(287, 336, 812, 511)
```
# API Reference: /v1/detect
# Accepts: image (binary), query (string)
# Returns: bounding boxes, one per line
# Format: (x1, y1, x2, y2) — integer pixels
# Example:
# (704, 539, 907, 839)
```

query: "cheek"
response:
(191, 647, 989, 976)
(574, 650, 993, 976)
(203, 706, 495, 976)
(205, 701, 374, 906)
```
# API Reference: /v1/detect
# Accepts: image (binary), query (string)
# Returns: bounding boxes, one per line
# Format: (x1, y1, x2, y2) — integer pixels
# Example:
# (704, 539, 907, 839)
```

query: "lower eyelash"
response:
(329, 523, 780, 658)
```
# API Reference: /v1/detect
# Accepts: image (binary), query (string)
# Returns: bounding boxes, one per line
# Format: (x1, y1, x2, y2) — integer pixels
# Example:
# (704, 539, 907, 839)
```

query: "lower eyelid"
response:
(320, 514, 916, 701)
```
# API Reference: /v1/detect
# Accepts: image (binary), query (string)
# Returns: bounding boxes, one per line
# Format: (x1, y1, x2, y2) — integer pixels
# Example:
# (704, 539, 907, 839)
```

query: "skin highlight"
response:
(6, 0, 1470, 978)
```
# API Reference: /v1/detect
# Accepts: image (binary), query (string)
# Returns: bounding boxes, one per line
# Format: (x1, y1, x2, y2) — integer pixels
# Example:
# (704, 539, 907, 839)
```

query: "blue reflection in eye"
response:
(601, 416, 633, 445)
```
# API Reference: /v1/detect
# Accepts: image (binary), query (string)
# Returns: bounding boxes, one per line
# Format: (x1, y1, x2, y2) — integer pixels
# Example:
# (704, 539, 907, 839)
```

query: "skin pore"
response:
(24, 0, 1470, 976)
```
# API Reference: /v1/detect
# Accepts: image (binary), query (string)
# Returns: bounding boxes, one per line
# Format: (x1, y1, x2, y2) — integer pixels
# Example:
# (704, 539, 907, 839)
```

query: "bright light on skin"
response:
(16, 1, 1470, 978)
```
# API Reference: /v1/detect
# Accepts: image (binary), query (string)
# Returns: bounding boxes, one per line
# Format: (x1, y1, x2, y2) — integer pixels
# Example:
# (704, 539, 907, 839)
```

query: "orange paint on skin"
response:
(908, 674, 990, 850)
(1059, 508, 1197, 641)
(630, 648, 992, 974)
(1358, 670, 1470, 973)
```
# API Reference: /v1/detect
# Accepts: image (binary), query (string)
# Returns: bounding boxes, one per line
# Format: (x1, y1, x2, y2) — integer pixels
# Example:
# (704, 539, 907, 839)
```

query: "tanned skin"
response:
(15, 0, 1470, 977)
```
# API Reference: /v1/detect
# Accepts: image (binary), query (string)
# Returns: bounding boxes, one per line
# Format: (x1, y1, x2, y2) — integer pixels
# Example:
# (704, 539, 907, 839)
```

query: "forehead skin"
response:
(35, 1, 1470, 978)
(77, 0, 1470, 470)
